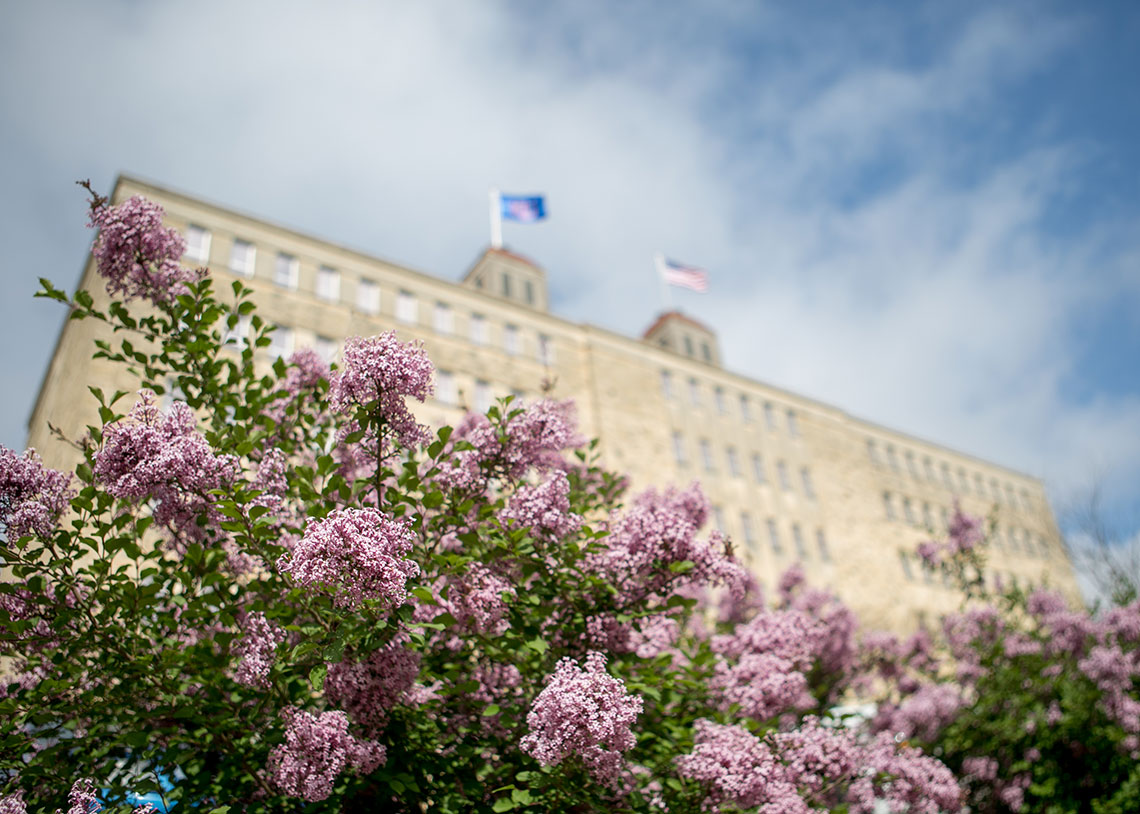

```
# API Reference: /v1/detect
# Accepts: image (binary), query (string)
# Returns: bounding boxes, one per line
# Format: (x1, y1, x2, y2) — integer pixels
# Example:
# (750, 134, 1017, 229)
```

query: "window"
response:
(313, 335, 337, 363)
(713, 506, 726, 533)
(267, 326, 294, 359)
(715, 387, 727, 415)
(764, 402, 777, 430)
(740, 396, 752, 422)
(1006, 484, 1017, 507)
(229, 239, 255, 277)
(1006, 526, 1020, 553)
(942, 463, 953, 490)
(474, 275, 484, 289)
(903, 497, 916, 525)
(470, 313, 488, 345)
(475, 380, 492, 413)
(672, 432, 686, 466)
(1020, 489, 1032, 511)
(701, 342, 711, 362)
(538, 334, 555, 366)
(501, 273, 512, 297)
(726, 447, 741, 477)
(274, 252, 299, 289)
(436, 370, 457, 406)
(816, 529, 830, 561)
(940, 506, 949, 530)
(504, 324, 520, 356)
(185, 225, 210, 263)
(886, 445, 900, 473)
(661, 370, 674, 400)
(752, 454, 767, 484)
(524, 279, 535, 305)
(700, 439, 714, 473)
(434, 302, 453, 334)
(315, 265, 340, 302)
(867, 439, 880, 465)
(396, 291, 417, 324)
(356, 278, 379, 314)
(990, 478, 1001, 502)
(905, 451, 918, 479)
(958, 468, 970, 493)
(684, 335, 694, 356)
(924, 456, 936, 481)
(922, 502, 933, 529)
(900, 551, 914, 580)
(777, 460, 791, 491)
(741, 513, 756, 548)
(975, 473, 985, 496)
(767, 519, 783, 554)
(689, 378, 700, 407)
(883, 492, 896, 521)
(792, 524, 807, 557)
(787, 410, 800, 438)
(800, 468, 815, 500)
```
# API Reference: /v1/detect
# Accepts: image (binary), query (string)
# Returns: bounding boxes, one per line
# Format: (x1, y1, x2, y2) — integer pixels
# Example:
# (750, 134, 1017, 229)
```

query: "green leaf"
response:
(423, 491, 444, 509)
(492, 798, 517, 812)
(483, 704, 501, 716)
(310, 663, 328, 691)
(525, 637, 548, 655)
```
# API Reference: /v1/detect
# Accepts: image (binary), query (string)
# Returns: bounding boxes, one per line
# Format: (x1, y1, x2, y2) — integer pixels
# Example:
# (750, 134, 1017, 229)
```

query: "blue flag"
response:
(500, 194, 546, 223)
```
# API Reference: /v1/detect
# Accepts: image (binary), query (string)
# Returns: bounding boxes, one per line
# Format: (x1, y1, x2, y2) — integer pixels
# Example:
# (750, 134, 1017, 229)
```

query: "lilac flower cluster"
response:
(94, 391, 238, 539)
(278, 508, 419, 609)
(264, 348, 332, 427)
(917, 502, 983, 567)
(0, 793, 24, 814)
(447, 563, 516, 635)
(520, 652, 643, 787)
(499, 472, 581, 540)
(233, 611, 286, 689)
(777, 564, 858, 678)
(325, 637, 422, 734)
(267, 708, 386, 802)
(589, 483, 746, 604)
(329, 333, 433, 447)
(676, 718, 961, 813)
(0, 446, 72, 541)
(88, 195, 203, 304)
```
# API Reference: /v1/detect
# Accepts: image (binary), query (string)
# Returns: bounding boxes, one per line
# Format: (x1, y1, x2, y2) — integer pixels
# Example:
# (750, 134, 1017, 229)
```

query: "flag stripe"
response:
(659, 257, 709, 292)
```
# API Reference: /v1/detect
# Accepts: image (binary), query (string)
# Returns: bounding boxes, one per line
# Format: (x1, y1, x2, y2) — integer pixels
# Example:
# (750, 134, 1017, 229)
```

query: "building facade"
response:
(27, 175, 1082, 631)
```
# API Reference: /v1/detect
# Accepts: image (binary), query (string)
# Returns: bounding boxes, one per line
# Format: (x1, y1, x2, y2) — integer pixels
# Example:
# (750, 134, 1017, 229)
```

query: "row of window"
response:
(661, 372, 802, 436)
(898, 550, 1042, 591)
(672, 434, 815, 498)
(187, 227, 557, 366)
(867, 438, 1035, 512)
(713, 511, 831, 562)
(882, 491, 1054, 558)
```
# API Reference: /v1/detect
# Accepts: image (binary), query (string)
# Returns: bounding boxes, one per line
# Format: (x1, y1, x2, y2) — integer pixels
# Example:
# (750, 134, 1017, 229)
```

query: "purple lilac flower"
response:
(329, 333, 433, 448)
(278, 508, 419, 609)
(233, 611, 286, 689)
(675, 719, 798, 812)
(63, 779, 98, 814)
(0, 793, 26, 814)
(267, 708, 386, 802)
(325, 637, 422, 734)
(520, 652, 643, 787)
(499, 471, 581, 540)
(447, 563, 515, 635)
(88, 195, 203, 304)
(0, 446, 73, 541)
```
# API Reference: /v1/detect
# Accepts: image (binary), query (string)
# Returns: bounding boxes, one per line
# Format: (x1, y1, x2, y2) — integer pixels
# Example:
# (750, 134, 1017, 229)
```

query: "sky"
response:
(1, 0, 1138, 552)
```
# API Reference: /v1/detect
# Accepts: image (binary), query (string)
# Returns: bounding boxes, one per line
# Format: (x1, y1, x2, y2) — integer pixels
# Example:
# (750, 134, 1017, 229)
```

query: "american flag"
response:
(657, 256, 709, 292)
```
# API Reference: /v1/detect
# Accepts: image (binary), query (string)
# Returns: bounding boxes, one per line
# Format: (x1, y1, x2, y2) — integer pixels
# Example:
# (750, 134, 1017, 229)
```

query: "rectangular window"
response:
(867, 439, 880, 465)
(701, 342, 711, 362)
(740, 395, 752, 422)
(475, 380, 492, 413)
(883, 492, 896, 521)
(229, 239, 256, 277)
(434, 302, 453, 334)
(661, 370, 674, 400)
(922, 502, 933, 529)
(315, 265, 340, 302)
(903, 497, 916, 525)
(713, 506, 726, 533)
(900, 550, 914, 580)
(787, 409, 800, 438)
(715, 387, 727, 415)
(800, 468, 815, 500)
(689, 378, 701, 407)
(672, 432, 686, 466)
(777, 460, 791, 491)
(502, 273, 512, 297)
(906, 451, 919, 479)
(937, 464, 950, 490)
(816, 529, 830, 561)
(504, 324, 520, 356)
(267, 326, 294, 359)
(764, 402, 777, 430)
(990, 478, 1001, 502)
(538, 334, 555, 366)
(767, 519, 783, 554)
(274, 252, 299, 289)
(700, 439, 714, 473)
(726, 447, 741, 477)
(940, 505, 950, 530)
(741, 513, 756, 547)
(436, 370, 457, 406)
(792, 524, 807, 557)
(185, 225, 211, 263)
(524, 279, 535, 305)
(752, 454, 767, 484)
(924, 456, 936, 481)
(313, 335, 337, 363)
(1006, 484, 1017, 507)
(396, 291, 417, 324)
(470, 313, 488, 345)
(886, 445, 900, 473)
(958, 468, 970, 493)
(356, 279, 379, 314)
(684, 335, 694, 356)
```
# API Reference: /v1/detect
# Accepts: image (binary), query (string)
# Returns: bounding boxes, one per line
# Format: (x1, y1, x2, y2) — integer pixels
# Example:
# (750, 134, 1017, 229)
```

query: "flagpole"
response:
(489, 188, 503, 249)
(654, 252, 672, 312)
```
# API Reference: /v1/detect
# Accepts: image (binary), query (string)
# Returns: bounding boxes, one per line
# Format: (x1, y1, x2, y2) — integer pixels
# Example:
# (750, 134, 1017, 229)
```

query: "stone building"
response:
(27, 175, 1083, 631)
